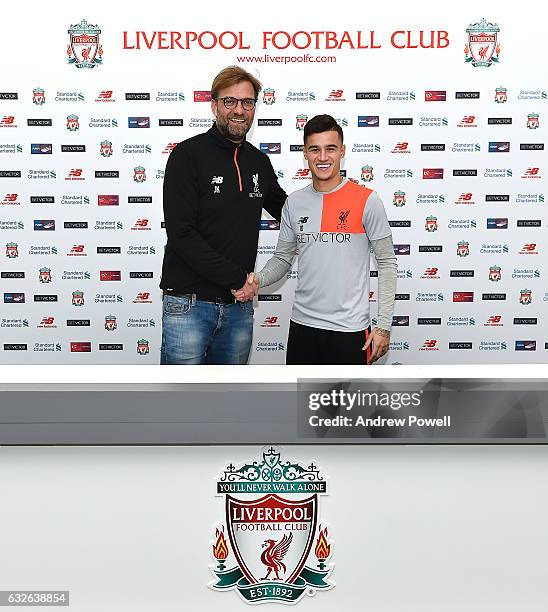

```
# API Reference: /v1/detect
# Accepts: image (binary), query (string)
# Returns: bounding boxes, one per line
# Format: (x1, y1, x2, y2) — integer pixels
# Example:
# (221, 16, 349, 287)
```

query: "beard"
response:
(215, 112, 252, 142)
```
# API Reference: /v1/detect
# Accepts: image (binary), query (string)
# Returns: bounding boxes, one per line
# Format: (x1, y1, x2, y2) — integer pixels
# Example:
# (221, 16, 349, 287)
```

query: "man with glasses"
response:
(160, 66, 286, 364)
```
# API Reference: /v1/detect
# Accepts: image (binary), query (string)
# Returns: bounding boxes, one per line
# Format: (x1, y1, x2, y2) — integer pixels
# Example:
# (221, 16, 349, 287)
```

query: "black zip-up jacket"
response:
(160, 124, 286, 298)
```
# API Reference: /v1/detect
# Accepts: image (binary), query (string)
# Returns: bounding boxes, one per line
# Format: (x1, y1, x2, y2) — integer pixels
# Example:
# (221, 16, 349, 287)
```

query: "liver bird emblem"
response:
(260, 533, 293, 580)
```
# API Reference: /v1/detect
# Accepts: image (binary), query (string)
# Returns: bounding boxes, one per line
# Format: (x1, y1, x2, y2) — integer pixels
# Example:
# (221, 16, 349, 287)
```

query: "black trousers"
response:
(286, 320, 372, 365)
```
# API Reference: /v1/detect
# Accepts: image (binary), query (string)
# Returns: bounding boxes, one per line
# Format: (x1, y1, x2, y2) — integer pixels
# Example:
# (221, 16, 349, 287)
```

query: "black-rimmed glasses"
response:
(215, 96, 257, 111)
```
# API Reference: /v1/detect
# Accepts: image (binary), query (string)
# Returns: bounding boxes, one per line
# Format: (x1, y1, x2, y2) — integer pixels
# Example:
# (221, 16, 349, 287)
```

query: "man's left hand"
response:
(362, 327, 391, 364)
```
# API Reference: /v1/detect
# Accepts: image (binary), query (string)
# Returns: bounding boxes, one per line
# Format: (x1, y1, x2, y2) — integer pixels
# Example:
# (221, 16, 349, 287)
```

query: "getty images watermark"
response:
(297, 380, 454, 438)
(306, 388, 451, 428)
(308, 388, 423, 410)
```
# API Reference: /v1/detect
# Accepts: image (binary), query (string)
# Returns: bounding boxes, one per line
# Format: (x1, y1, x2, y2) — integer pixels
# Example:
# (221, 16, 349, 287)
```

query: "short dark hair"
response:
(211, 65, 262, 99)
(303, 114, 343, 145)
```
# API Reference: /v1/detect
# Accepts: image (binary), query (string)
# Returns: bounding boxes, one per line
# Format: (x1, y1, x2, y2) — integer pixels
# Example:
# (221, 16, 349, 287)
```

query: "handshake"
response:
(231, 272, 259, 302)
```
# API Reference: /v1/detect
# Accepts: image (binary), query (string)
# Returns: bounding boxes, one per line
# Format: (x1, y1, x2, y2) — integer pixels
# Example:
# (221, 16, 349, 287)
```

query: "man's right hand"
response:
(231, 272, 259, 302)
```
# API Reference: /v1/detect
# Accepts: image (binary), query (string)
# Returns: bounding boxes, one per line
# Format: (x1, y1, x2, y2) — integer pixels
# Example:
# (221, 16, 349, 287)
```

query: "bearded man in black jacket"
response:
(160, 66, 287, 364)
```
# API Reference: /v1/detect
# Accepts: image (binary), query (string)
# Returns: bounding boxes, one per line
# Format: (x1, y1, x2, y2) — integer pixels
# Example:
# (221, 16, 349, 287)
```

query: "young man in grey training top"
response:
(234, 114, 397, 365)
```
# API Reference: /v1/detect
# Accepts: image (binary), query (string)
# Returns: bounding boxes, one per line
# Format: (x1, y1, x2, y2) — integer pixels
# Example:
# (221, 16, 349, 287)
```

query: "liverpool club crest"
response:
(104, 314, 117, 331)
(425, 215, 438, 232)
(457, 241, 470, 257)
(32, 87, 46, 105)
(361, 165, 373, 183)
(494, 87, 507, 103)
(72, 290, 84, 306)
(263, 89, 276, 105)
(519, 289, 532, 305)
(393, 190, 406, 207)
(210, 447, 334, 604)
(39, 267, 52, 283)
(465, 18, 500, 67)
(527, 113, 540, 129)
(6, 242, 19, 258)
(66, 114, 80, 131)
(67, 20, 103, 69)
(100, 140, 113, 157)
(295, 114, 307, 131)
(137, 339, 150, 355)
(488, 265, 501, 282)
(133, 166, 146, 183)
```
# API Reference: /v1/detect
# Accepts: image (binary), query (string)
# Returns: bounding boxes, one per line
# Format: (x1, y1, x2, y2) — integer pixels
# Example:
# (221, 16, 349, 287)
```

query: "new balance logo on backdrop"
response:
(326, 89, 345, 101)
(261, 316, 280, 327)
(65, 169, 84, 180)
(96, 90, 115, 102)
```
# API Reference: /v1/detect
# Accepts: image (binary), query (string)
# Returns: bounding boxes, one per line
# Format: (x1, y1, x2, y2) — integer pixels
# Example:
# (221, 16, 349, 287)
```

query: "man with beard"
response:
(160, 66, 286, 364)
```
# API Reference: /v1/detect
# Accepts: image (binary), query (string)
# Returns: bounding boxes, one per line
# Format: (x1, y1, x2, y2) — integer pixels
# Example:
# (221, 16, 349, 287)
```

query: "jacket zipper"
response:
(233, 146, 243, 192)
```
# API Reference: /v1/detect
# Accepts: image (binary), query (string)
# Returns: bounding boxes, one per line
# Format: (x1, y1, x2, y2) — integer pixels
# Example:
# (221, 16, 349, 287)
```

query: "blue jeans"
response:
(160, 294, 254, 365)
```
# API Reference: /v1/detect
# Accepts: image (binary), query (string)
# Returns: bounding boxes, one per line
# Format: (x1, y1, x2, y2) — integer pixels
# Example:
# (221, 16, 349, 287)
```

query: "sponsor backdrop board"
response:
(0, 445, 546, 611)
(0, 0, 546, 364)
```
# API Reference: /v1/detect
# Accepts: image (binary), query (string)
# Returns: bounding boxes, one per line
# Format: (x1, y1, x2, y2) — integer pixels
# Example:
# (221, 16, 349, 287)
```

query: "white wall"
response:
(0, 445, 546, 611)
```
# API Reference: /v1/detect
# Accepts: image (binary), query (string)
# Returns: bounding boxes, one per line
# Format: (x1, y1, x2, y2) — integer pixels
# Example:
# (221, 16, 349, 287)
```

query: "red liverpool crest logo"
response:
(210, 447, 334, 604)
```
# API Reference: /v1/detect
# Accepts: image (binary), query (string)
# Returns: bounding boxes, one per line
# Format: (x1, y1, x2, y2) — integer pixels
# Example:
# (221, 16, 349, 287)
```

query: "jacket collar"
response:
(208, 122, 248, 150)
